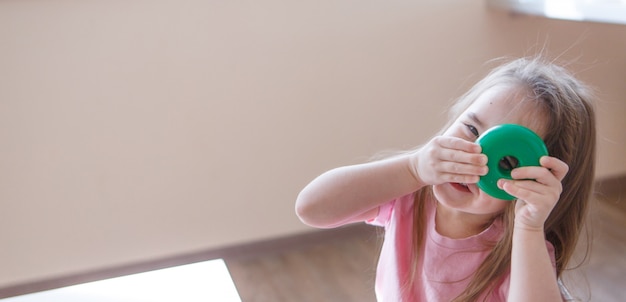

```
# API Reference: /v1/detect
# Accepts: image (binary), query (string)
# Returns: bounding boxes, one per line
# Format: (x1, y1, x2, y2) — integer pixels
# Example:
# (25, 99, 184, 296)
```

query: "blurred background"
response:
(1, 0, 625, 300)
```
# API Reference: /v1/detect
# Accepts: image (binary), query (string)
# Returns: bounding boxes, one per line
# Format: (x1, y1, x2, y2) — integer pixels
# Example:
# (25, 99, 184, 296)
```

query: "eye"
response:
(464, 123, 479, 138)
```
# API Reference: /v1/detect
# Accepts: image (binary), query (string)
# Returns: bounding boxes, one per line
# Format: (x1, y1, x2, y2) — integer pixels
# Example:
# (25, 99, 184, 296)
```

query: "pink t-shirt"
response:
(367, 192, 556, 301)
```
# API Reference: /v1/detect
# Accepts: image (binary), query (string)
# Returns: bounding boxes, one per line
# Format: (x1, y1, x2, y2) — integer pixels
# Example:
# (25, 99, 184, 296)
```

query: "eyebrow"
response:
(468, 112, 485, 128)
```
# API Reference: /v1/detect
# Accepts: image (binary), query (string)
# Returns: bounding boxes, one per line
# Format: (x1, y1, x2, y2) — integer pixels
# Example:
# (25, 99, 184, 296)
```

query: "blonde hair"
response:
(408, 57, 596, 301)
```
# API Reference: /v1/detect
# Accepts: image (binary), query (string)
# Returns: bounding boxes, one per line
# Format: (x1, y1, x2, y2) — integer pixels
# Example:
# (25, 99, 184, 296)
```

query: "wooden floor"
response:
(226, 226, 381, 302)
(564, 192, 626, 302)
(226, 193, 626, 302)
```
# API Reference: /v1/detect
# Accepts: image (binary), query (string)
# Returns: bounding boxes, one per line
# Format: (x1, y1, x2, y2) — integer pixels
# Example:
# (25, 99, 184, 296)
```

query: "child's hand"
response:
(410, 136, 488, 186)
(498, 156, 569, 231)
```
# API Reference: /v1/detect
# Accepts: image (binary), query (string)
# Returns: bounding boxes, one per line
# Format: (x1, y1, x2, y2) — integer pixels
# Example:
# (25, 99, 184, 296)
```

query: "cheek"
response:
(442, 125, 463, 138)
(432, 184, 445, 201)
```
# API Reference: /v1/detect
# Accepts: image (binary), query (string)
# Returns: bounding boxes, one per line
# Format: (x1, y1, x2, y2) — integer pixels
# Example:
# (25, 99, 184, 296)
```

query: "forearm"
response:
(508, 227, 562, 302)
(295, 154, 424, 228)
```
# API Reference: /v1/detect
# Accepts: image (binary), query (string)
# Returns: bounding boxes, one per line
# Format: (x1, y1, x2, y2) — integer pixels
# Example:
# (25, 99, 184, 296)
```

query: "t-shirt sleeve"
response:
(366, 200, 396, 227)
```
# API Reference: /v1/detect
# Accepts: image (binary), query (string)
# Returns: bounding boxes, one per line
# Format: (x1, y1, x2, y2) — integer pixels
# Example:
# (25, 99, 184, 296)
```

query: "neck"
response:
(435, 202, 496, 239)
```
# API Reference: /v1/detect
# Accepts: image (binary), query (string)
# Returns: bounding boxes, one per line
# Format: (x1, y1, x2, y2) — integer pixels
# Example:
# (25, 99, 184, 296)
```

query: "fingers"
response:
(430, 173, 480, 185)
(432, 136, 487, 165)
(498, 156, 568, 204)
(509, 156, 569, 184)
(540, 156, 569, 181)
(416, 136, 488, 185)
(438, 148, 487, 166)
(432, 136, 488, 181)
(509, 166, 561, 190)
(498, 178, 560, 204)
(435, 136, 482, 154)
(495, 156, 569, 231)
(437, 161, 488, 178)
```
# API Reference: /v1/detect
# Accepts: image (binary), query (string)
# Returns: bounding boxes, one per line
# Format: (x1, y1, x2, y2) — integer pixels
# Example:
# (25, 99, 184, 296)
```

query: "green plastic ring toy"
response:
(476, 124, 548, 200)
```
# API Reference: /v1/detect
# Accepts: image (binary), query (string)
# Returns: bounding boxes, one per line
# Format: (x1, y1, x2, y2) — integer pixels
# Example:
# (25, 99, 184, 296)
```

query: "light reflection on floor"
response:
(1, 259, 241, 302)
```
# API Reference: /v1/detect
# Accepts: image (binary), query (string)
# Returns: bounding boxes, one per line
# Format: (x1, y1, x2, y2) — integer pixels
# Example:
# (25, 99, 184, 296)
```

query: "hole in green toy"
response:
(498, 155, 519, 174)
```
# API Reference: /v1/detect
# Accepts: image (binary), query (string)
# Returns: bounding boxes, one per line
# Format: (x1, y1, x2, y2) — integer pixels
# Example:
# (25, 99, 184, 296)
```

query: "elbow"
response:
(294, 201, 315, 227)
(294, 190, 335, 228)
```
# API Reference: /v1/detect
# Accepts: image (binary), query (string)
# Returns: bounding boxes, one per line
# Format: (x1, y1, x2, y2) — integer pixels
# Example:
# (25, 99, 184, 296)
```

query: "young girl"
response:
(295, 57, 596, 301)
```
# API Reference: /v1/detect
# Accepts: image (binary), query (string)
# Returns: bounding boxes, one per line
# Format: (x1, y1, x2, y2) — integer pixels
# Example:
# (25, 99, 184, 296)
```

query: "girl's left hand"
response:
(497, 156, 569, 231)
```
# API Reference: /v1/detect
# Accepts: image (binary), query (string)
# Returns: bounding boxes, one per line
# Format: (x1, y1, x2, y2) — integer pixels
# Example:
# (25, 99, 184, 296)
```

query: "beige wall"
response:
(1, 0, 625, 288)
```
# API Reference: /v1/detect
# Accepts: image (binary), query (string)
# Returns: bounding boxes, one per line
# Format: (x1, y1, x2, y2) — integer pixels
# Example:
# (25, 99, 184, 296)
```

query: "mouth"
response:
(451, 182, 472, 193)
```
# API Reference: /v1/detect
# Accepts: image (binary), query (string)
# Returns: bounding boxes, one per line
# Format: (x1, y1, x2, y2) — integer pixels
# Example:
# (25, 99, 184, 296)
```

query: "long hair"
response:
(408, 57, 596, 301)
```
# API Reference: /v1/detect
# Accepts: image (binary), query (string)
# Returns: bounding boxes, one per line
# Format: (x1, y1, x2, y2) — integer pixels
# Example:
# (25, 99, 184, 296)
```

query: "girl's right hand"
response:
(409, 136, 488, 186)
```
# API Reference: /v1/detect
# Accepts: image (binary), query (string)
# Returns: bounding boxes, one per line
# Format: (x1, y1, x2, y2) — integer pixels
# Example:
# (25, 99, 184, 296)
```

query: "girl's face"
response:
(433, 85, 547, 217)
